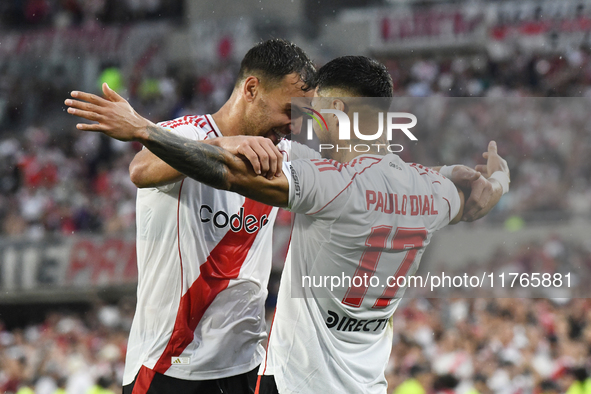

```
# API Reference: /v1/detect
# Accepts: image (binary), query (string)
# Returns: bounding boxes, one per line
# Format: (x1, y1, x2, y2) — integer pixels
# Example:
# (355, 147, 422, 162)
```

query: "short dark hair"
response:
(236, 39, 316, 91)
(315, 56, 393, 98)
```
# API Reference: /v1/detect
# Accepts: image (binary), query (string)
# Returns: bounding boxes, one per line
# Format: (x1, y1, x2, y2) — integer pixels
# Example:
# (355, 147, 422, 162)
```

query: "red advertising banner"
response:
(0, 236, 137, 296)
(370, 5, 486, 53)
(488, 0, 591, 54)
(67, 238, 137, 286)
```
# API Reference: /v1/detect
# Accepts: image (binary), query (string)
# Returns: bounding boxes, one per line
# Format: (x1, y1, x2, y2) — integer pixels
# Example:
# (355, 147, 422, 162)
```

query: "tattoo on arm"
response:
(139, 125, 288, 207)
(142, 125, 236, 190)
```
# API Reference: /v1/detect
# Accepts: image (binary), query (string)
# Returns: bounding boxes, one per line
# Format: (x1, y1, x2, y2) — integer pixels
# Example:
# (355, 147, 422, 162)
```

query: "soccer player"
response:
(66, 56, 509, 393)
(69, 39, 316, 394)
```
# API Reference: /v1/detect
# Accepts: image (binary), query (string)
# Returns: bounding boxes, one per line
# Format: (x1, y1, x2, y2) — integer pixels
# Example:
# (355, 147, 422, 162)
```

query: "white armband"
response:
(438, 165, 457, 179)
(489, 171, 510, 195)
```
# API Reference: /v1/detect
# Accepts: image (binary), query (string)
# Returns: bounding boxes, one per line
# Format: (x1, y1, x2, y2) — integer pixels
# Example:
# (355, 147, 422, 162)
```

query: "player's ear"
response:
(332, 99, 345, 112)
(242, 76, 260, 103)
(332, 100, 346, 127)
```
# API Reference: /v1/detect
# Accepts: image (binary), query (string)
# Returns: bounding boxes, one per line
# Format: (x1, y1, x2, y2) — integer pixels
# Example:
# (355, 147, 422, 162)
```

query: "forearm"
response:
(138, 125, 237, 191)
(134, 125, 289, 207)
(129, 149, 185, 188)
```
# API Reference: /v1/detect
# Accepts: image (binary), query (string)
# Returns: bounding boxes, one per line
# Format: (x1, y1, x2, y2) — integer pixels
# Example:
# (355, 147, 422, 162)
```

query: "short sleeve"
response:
(281, 159, 352, 217)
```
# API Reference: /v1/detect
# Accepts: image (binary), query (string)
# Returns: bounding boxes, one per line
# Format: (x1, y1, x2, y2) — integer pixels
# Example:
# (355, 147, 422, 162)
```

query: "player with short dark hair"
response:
(130, 38, 317, 189)
(235, 39, 315, 92)
(314, 55, 394, 99)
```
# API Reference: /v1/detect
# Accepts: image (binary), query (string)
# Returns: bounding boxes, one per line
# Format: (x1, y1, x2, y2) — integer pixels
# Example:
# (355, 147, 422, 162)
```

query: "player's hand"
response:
(209, 136, 283, 180)
(447, 165, 480, 191)
(461, 173, 494, 222)
(474, 141, 510, 180)
(463, 141, 510, 221)
(65, 83, 153, 142)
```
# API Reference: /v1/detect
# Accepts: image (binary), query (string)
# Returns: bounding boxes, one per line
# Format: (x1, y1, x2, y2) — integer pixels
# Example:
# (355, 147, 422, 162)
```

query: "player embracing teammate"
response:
(66, 45, 509, 393)
(74, 39, 316, 394)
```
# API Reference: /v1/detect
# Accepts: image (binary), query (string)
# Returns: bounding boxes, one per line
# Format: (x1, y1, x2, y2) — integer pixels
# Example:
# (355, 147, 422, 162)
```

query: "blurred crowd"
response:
(383, 234, 591, 394)
(426, 234, 591, 300)
(0, 126, 138, 238)
(0, 300, 134, 394)
(388, 50, 591, 221)
(386, 298, 591, 394)
(387, 49, 591, 98)
(0, 0, 182, 29)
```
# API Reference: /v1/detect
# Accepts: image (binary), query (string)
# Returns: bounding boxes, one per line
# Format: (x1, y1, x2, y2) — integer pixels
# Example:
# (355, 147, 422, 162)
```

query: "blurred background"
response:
(0, 0, 590, 393)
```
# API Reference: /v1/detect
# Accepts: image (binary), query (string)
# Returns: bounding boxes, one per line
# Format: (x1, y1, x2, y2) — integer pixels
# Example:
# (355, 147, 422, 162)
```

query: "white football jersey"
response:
(124, 115, 304, 385)
(261, 154, 461, 393)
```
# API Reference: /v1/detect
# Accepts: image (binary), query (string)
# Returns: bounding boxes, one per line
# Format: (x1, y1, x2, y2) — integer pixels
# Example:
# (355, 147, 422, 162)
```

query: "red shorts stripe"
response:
(131, 366, 156, 394)
(255, 375, 262, 394)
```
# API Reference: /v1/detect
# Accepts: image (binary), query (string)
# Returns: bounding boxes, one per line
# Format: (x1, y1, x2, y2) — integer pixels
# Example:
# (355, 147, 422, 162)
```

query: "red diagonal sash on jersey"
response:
(132, 198, 272, 393)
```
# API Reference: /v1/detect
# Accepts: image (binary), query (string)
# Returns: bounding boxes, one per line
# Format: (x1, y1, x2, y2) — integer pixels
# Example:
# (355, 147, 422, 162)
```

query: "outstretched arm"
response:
(139, 124, 289, 206)
(129, 135, 284, 188)
(72, 83, 284, 189)
(66, 84, 289, 206)
(463, 140, 509, 221)
(130, 135, 285, 188)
